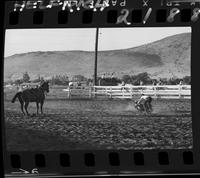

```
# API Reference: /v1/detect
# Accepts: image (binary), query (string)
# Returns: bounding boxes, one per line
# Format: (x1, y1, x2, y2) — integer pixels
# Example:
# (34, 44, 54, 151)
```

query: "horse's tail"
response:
(11, 92, 22, 103)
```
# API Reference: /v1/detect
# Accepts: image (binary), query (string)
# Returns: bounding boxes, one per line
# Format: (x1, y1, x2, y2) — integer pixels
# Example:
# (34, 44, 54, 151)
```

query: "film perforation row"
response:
(10, 151, 194, 169)
(9, 8, 194, 25)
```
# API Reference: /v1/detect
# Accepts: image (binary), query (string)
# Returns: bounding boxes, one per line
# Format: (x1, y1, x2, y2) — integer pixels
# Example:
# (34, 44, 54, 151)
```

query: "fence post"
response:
(179, 85, 182, 98)
(68, 87, 71, 99)
(110, 87, 112, 99)
(130, 87, 133, 99)
(105, 87, 108, 98)
(94, 86, 96, 98)
(154, 86, 157, 98)
(89, 87, 92, 98)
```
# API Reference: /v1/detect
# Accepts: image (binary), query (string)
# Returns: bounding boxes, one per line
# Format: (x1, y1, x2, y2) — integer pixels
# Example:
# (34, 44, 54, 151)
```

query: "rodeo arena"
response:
(4, 73, 192, 151)
(4, 29, 192, 150)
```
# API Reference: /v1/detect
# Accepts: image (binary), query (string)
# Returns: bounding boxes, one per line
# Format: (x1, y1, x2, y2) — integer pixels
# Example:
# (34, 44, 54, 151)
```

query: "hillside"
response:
(4, 33, 191, 81)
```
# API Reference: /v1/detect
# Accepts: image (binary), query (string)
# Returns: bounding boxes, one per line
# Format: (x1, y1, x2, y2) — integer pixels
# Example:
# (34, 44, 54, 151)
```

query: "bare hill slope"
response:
(4, 33, 191, 81)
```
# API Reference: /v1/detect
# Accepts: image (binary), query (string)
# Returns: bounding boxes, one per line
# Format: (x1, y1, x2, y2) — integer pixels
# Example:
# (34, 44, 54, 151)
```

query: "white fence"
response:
(64, 85, 191, 99)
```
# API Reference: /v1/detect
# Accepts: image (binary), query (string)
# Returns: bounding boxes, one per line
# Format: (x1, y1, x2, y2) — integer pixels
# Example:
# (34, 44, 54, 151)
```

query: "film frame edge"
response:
(1, 0, 200, 176)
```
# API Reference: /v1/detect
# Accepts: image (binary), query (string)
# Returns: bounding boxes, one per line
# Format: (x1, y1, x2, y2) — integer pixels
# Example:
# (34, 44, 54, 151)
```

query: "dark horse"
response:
(11, 81, 49, 115)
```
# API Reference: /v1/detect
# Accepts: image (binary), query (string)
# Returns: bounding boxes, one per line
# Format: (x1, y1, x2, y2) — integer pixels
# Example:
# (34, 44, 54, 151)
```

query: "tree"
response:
(22, 72, 30, 83)
(32, 74, 41, 83)
(60, 75, 69, 85)
(72, 75, 87, 82)
(14, 79, 23, 85)
(99, 77, 121, 86)
(182, 76, 191, 85)
(50, 75, 69, 85)
(131, 72, 151, 85)
(168, 77, 181, 85)
(87, 78, 93, 85)
(122, 75, 132, 84)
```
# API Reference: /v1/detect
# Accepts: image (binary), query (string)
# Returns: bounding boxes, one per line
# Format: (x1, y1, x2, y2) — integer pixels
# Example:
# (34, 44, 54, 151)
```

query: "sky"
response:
(4, 27, 191, 57)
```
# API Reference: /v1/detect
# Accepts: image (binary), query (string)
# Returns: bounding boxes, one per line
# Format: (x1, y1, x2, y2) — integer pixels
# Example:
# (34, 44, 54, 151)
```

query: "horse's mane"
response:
(40, 81, 48, 87)
(39, 81, 49, 92)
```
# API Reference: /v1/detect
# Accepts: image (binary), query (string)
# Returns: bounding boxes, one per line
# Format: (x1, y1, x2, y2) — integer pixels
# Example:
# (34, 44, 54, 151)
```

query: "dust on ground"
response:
(4, 99, 192, 151)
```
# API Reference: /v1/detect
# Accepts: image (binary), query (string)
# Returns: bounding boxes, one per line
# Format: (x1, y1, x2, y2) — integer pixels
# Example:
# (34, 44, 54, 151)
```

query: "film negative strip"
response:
(1, 0, 200, 177)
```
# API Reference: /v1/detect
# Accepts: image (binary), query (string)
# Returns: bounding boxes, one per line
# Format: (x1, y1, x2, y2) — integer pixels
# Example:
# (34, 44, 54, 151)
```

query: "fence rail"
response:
(64, 85, 191, 99)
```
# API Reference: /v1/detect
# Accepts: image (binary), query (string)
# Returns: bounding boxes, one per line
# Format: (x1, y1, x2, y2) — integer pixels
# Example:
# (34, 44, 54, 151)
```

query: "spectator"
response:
(111, 73, 114, 79)
(157, 79, 162, 86)
(153, 80, 157, 86)
(101, 73, 105, 79)
(121, 81, 125, 91)
(68, 82, 73, 89)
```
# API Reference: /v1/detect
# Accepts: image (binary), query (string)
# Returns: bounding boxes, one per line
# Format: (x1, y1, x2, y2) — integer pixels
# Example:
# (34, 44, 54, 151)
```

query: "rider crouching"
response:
(135, 94, 153, 113)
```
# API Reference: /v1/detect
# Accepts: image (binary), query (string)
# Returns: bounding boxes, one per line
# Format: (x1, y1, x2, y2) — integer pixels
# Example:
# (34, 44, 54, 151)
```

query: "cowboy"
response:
(135, 94, 153, 113)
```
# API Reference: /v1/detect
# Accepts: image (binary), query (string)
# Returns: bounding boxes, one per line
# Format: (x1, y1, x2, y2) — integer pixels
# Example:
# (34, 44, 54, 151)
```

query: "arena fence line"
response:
(63, 85, 191, 99)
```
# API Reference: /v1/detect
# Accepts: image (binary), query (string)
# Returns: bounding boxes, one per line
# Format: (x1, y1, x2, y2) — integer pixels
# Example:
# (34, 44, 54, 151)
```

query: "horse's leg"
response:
(144, 102, 150, 114)
(18, 95, 25, 115)
(20, 101, 25, 115)
(143, 103, 147, 114)
(149, 102, 153, 112)
(36, 102, 39, 115)
(147, 102, 151, 112)
(40, 101, 44, 114)
(144, 102, 149, 112)
(24, 102, 30, 116)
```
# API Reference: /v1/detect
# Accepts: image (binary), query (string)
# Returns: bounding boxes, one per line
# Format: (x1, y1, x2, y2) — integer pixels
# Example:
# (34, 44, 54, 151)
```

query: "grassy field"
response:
(4, 90, 192, 151)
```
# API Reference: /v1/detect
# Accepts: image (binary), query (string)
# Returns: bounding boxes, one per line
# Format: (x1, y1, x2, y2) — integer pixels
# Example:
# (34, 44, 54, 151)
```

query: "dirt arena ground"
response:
(4, 96, 192, 151)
